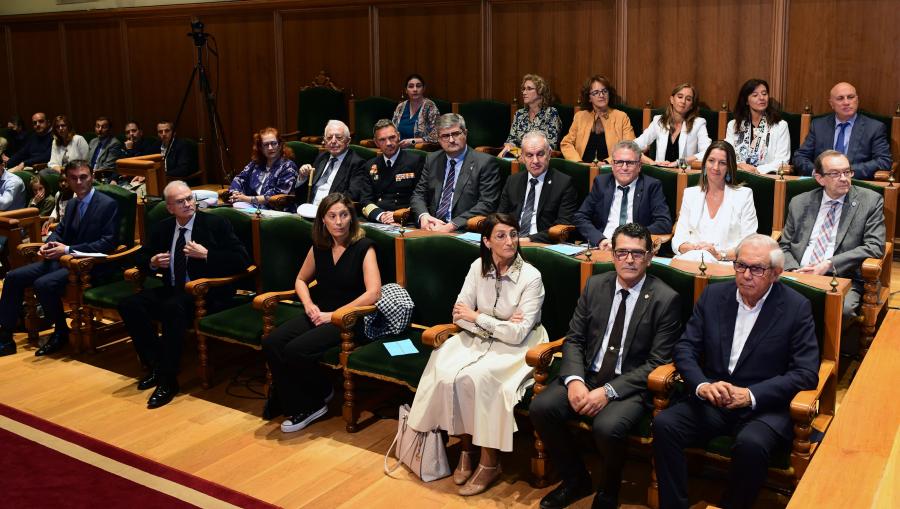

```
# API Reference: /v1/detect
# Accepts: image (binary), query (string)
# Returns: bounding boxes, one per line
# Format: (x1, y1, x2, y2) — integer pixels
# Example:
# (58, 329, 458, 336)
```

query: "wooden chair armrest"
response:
(267, 194, 295, 210)
(0, 207, 40, 221)
(300, 135, 323, 145)
(550, 150, 563, 159)
(359, 139, 376, 148)
(332, 305, 378, 329)
(124, 267, 147, 281)
(861, 256, 883, 282)
(873, 169, 893, 181)
(282, 130, 300, 140)
(771, 230, 782, 241)
(251, 289, 297, 311)
(16, 242, 44, 260)
(393, 207, 411, 225)
(548, 224, 577, 243)
(526, 338, 565, 368)
(475, 146, 503, 156)
(421, 324, 461, 349)
(790, 360, 835, 424)
(185, 265, 258, 297)
(466, 215, 486, 232)
(32, 163, 48, 171)
(413, 142, 440, 152)
(648, 363, 679, 394)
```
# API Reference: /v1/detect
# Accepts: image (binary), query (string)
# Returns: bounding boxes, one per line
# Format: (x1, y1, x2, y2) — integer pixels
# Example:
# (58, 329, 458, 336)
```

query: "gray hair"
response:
(372, 118, 397, 134)
(437, 113, 466, 132)
(324, 120, 350, 139)
(163, 180, 190, 200)
(735, 233, 784, 269)
(521, 130, 551, 153)
(611, 140, 642, 160)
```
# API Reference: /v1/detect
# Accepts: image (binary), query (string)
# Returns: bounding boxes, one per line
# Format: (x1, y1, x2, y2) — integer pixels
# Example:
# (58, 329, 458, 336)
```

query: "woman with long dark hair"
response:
(560, 75, 635, 163)
(725, 78, 790, 174)
(47, 115, 88, 173)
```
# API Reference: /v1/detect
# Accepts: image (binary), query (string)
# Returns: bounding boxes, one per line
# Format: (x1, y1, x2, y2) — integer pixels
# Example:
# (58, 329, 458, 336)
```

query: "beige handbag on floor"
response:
(383, 404, 450, 482)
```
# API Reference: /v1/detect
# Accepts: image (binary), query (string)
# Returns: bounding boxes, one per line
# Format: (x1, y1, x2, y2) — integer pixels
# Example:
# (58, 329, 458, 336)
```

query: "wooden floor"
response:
(0, 259, 897, 509)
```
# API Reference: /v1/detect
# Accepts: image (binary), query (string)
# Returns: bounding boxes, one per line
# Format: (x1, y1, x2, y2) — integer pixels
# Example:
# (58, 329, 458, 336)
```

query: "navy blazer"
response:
(673, 281, 819, 439)
(793, 113, 892, 179)
(573, 173, 672, 246)
(296, 150, 371, 204)
(498, 168, 579, 244)
(48, 189, 119, 255)
(149, 138, 194, 177)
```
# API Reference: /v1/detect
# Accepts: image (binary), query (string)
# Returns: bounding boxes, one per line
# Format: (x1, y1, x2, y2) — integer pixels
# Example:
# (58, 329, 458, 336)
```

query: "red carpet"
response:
(0, 402, 278, 509)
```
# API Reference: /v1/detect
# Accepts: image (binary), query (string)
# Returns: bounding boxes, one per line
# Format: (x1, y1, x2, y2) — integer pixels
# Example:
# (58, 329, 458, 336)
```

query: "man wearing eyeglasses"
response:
(654, 234, 819, 509)
(118, 181, 250, 408)
(530, 223, 681, 509)
(410, 113, 500, 232)
(779, 150, 885, 357)
(4, 112, 53, 173)
(295, 119, 369, 210)
(360, 119, 424, 224)
(573, 140, 671, 248)
(0, 160, 119, 357)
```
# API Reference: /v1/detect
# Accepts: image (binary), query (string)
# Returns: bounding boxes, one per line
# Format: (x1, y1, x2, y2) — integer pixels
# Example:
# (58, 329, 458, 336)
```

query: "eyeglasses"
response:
(521, 86, 536, 92)
(612, 160, 639, 168)
(821, 169, 853, 180)
(439, 130, 465, 141)
(589, 89, 610, 97)
(324, 134, 348, 142)
(613, 249, 648, 261)
(261, 141, 280, 148)
(733, 261, 770, 276)
(169, 195, 196, 206)
(492, 230, 519, 241)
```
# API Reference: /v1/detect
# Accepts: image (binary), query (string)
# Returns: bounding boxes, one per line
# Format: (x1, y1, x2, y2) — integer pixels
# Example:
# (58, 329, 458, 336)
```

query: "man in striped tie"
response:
(779, 150, 885, 356)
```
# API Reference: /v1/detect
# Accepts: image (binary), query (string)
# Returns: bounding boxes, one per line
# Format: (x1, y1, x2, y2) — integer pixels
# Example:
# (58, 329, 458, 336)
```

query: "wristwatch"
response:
(603, 384, 617, 400)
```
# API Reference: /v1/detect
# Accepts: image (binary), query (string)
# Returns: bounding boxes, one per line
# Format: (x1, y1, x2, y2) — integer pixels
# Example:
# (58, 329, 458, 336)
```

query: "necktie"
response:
(318, 157, 337, 189)
(173, 227, 188, 287)
(809, 200, 839, 266)
(834, 122, 849, 154)
(90, 139, 106, 168)
(596, 289, 630, 385)
(72, 199, 86, 229)
(386, 158, 393, 171)
(618, 185, 630, 225)
(436, 159, 457, 222)
(520, 177, 538, 235)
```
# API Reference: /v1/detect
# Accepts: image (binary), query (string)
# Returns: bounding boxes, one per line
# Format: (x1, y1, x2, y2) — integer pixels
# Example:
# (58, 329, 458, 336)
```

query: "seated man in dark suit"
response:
(653, 234, 819, 509)
(410, 113, 500, 232)
(118, 181, 251, 409)
(361, 119, 424, 224)
(0, 160, 119, 357)
(530, 223, 682, 509)
(574, 140, 672, 248)
(122, 121, 156, 158)
(5, 112, 53, 172)
(779, 150, 884, 356)
(295, 120, 370, 211)
(793, 82, 892, 179)
(498, 130, 578, 243)
(87, 116, 124, 180)
(1, 116, 27, 161)
(154, 120, 194, 178)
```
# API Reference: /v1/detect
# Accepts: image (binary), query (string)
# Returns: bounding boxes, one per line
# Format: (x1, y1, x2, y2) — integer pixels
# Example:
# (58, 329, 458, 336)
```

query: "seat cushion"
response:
(198, 301, 304, 347)
(84, 278, 163, 308)
(345, 328, 429, 390)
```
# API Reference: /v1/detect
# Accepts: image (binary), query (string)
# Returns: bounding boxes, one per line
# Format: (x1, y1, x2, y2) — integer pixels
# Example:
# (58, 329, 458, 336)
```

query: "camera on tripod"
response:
(188, 17, 209, 47)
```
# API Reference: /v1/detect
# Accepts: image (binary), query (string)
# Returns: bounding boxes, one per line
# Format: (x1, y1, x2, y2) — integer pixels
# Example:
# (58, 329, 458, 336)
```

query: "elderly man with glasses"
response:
(653, 233, 819, 509)
(295, 120, 370, 211)
(779, 150, 885, 357)
(573, 140, 671, 249)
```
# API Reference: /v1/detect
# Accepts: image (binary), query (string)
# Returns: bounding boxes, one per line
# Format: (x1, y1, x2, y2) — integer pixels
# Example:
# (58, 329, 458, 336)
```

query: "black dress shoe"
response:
(0, 328, 12, 345)
(137, 371, 160, 391)
(147, 381, 179, 409)
(0, 340, 16, 357)
(540, 475, 593, 509)
(590, 490, 617, 509)
(35, 333, 68, 357)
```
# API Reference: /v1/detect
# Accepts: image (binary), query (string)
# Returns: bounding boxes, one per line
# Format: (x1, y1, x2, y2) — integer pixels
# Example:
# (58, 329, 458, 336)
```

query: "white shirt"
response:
(168, 213, 196, 283)
(799, 193, 846, 267)
(602, 178, 636, 241)
(520, 171, 546, 235)
(311, 150, 348, 206)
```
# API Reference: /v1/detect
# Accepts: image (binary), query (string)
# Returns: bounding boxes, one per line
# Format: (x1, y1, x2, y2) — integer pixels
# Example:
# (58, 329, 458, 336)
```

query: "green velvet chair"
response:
(554, 104, 576, 147)
(350, 96, 398, 144)
(617, 103, 645, 137)
(641, 165, 680, 221)
(737, 170, 779, 236)
(545, 158, 597, 242)
(698, 106, 723, 140)
(453, 100, 513, 149)
(285, 140, 321, 168)
(781, 110, 806, 155)
(291, 74, 347, 144)
(431, 97, 452, 115)
(349, 144, 378, 162)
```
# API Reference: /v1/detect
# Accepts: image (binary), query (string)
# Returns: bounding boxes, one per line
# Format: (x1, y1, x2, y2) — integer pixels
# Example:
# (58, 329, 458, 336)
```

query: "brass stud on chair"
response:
(699, 252, 707, 276)
(830, 273, 839, 293)
(777, 162, 786, 181)
(585, 246, 593, 262)
(888, 174, 895, 188)
(399, 225, 406, 237)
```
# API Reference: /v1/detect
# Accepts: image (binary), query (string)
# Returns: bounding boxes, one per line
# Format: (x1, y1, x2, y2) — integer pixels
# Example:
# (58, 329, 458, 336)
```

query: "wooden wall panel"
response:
(785, 0, 900, 115)
(8, 23, 67, 123)
(281, 6, 371, 132)
(626, 0, 773, 111)
(0, 29, 13, 122)
(63, 20, 126, 136)
(378, 3, 481, 103)
(490, 0, 615, 106)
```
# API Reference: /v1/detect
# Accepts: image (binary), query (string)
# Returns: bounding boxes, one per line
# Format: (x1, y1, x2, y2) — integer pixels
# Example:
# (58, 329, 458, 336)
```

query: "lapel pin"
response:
(852, 201, 858, 207)
(644, 294, 649, 299)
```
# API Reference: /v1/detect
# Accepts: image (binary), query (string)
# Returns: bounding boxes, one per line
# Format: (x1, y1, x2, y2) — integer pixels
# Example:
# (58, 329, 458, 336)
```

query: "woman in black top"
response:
(262, 193, 381, 433)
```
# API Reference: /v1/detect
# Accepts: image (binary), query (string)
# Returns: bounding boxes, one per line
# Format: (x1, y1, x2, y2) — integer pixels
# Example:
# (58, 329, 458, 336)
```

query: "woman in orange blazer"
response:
(560, 75, 635, 163)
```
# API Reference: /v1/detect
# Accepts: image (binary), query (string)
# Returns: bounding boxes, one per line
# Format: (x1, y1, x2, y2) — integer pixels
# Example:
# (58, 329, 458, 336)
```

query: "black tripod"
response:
(172, 18, 232, 185)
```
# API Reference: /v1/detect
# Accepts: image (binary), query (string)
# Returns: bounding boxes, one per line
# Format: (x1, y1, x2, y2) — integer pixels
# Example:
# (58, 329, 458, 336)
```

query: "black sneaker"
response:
(280, 405, 328, 433)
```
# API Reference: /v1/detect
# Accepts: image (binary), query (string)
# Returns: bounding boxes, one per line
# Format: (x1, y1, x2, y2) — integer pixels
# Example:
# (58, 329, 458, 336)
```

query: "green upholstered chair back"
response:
(432, 97, 452, 115)
(259, 215, 312, 293)
(82, 132, 97, 144)
(851, 180, 893, 237)
(402, 235, 480, 326)
(361, 224, 397, 284)
(495, 156, 512, 191)
(352, 97, 398, 142)
(641, 165, 679, 219)
(591, 261, 616, 276)
(144, 197, 172, 237)
(860, 110, 892, 143)
(95, 184, 137, 248)
(554, 104, 575, 143)
(456, 100, 511, 148)
(406, 148, 429, 161)
(550, 158, 591, 204)
(687, 171, 702, 187)
(780, 110, 804, 154)
(617, 104, 644, 137)
(736, 171, 777, 235)
(521, 246, 583, 340)
(707, 275, 736, 286)
(783, 178, 821, 222)
(780, 278, 827, 350)
(42, 172, 60, 197)
(285, 141, 320, 167)
(204, 207, 255, 291)
(10, 170, 35, 203)
(698, 107, 720, 140)
(298, 87, 346, 138)
(349, 144, 377, 161)
(647, 262, 697, 324)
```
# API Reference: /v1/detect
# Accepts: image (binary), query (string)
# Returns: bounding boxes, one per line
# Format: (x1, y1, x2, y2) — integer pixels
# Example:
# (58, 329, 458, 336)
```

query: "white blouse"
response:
(635, 115, 712, 162)
(672, 185, 758, 258)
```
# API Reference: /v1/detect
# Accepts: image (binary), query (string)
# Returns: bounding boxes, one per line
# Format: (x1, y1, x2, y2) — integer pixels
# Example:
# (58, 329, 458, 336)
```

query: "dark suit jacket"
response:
(296, 149, 370, 203)
(361, 149, 425, 222)
(573, 173, 672, 246)
(149, 138, 194, 177)
(124, 138, 157, 158)
(7, 130, 52, 167)
(560, 272, 682, 400)
(779, 185, 885, 281)
(48, 189, 119, 255)
(498, 168, 579, 244)
(409, 147, 500, 229)
(793, 113, 892, 179)
(673, 281, 819, 439)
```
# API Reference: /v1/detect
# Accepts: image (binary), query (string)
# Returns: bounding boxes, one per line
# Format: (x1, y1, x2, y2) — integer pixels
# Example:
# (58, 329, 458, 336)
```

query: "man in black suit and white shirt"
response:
(361, 119, 424, 224)
(530, 223, 682, 509)
(295, 120, 370, 210)
(410, 113, 500, 232)
(498, 131, 578, 243)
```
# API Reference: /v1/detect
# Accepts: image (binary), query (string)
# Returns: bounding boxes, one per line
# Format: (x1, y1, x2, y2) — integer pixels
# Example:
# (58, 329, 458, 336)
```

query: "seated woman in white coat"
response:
(671, 140, 758, 262)
(634, 83, 711, 167)
(724, 78, 790, 174)
(407, 212, 547, 497)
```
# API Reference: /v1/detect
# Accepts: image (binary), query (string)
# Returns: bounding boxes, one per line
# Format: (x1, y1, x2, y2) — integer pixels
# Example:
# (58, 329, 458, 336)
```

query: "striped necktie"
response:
(809, 200, 840, 266)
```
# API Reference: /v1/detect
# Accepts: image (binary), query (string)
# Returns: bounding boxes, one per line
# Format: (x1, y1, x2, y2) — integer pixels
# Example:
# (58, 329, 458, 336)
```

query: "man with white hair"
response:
(295, 120, 370, 208)
(118, 181, 250, 409)
(653, 234, 819, 509)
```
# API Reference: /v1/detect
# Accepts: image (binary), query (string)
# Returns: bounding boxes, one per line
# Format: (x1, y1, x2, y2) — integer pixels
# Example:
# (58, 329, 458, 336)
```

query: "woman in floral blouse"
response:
(228, 127, 298, 209)
(499, 74, 561, 157)
(392, 73, 441, 147)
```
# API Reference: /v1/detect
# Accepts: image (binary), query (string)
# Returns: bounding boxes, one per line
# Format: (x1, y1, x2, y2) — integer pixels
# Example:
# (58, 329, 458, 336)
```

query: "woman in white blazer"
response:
(635, 83, 711, 167)
(724, 78, 790, 174)
(672, 140, 758, 262)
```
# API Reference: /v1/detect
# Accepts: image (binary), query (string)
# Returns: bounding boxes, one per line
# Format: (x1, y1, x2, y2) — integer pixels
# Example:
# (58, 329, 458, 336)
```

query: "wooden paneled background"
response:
(2, 0, 898, 171)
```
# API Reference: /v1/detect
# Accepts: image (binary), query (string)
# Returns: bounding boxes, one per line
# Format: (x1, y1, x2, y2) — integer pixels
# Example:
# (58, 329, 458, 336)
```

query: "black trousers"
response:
(118, 286, 195, 380)
(261, 313, 341, 416)
(529, 374, 648, 499)
(0, 260, 69, 335)
(653, 396, 785, 509)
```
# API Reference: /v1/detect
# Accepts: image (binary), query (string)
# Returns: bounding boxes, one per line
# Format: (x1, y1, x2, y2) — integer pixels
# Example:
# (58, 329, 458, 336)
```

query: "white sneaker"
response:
(280, 404, 328, 433)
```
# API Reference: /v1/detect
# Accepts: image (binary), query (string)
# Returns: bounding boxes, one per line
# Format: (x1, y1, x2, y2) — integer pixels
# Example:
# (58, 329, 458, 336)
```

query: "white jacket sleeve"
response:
(737, 188, 759, 242)
(671, 188, 698, 253)
(758, 121, 791, 174)
(474, 275, 545, 345)
(692, 119, 712, 160)
(634, 116, 662, 152)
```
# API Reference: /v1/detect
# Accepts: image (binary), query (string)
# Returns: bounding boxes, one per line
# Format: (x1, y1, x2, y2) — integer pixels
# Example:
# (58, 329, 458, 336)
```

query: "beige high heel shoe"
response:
(458, 463, 502, 496)
(453, 450, 475, 485)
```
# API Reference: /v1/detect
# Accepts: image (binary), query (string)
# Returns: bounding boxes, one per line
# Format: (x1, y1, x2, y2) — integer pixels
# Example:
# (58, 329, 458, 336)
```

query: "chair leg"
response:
(23, 289, 40, 343)
(790, 419, 814, 483)
(198, 333, 211, 389)
(342, 369, 357, 433)
(647, 456, 660, 509)
(531, 430, 549, 488)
